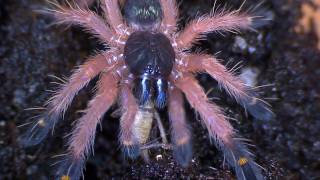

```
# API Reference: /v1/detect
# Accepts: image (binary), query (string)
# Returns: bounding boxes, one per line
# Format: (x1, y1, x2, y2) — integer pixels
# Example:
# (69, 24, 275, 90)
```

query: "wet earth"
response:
(0, 0, 319, 179)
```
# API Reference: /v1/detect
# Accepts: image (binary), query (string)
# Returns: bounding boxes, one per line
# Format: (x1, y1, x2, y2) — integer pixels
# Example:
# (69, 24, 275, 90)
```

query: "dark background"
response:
(0, 0, 319, 179)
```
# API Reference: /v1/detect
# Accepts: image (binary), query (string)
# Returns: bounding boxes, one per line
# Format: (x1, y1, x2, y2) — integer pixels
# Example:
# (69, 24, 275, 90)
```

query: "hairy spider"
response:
(21, 0, 273, 179)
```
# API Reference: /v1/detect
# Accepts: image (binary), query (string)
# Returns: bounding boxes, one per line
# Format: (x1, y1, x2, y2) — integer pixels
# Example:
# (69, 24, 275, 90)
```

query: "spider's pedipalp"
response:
(46, 3, 117, 45)
(168, 87, 192, 167)
(20, 53, 113, 147)
(182, 54, 273, 121)
(175, 74, 264, 179)
(101, 0, 125, 34)
(176, 10, 253, 49)
(55, 71, 119, 180)
(119, 81, 140, 159)
(159, 0, 178, 34)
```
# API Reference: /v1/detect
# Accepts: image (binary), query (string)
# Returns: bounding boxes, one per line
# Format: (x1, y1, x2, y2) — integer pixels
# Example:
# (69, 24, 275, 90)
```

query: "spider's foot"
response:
(233, 156, 264, 180)
(241, 90, 274, 121)
(173, 139, 192, 167)
(245, 98, 274, 121)
(19, 113, 56, 147)
(54, 155, 85, 180)
(241, 95, 274, 121)
(122, 143, 140, 159)
(238, 158, 263, 180)
(221, 139, 264, 180)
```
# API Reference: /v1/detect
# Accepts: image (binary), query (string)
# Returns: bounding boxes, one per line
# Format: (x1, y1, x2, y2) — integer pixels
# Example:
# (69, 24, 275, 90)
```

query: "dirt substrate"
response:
(0, 0, 319, 179)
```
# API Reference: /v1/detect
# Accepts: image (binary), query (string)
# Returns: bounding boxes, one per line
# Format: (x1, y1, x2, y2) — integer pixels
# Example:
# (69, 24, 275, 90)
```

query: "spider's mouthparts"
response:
(134, 76, 153, 105)
(154, 78, 168, 109)
(133, 76, 168, 109)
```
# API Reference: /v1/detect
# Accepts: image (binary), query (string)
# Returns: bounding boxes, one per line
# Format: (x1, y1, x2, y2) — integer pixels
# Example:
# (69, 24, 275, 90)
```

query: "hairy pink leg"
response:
(119, 80, 140, 158)
(47, 4, 117, 45)
(182, 54, 273, 121)
(55, 71, 119, 180)
(168, 87, 192, 167)
(183, 54, 247, 101)
(159, 0, 178, 34)
(175, 74, 234, 144)
(175, 74, 263, 179)
(176, 10, 253, 49)
(48, 52, 118, 118)
(76, 0, 95, 8)
(20, 51, 119, 147)
(101, 0, 124, 34)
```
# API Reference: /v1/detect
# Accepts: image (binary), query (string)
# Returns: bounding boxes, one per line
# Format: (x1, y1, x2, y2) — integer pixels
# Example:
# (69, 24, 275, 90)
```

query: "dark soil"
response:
(0, 0, 319, 179)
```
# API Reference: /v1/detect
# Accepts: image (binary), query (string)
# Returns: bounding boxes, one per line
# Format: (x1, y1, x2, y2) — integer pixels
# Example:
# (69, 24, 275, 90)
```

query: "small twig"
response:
(140, 143, 173, 150)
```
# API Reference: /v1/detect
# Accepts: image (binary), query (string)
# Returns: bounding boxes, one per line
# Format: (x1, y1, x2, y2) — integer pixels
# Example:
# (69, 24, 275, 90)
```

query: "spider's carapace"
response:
(124, 31, 175, 108)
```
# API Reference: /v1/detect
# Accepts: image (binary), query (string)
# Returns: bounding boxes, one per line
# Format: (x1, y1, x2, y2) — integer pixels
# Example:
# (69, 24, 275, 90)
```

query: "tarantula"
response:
(21, 0, 273, 179)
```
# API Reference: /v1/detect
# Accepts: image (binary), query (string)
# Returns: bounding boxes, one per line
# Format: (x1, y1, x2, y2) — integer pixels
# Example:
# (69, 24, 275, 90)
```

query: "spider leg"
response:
(159, 0, 178, 34)
(55, 71, 119, 180)
(176, 9, 253, 49)
(168, 86, 192, 167)
(175, 74, 234, 147)
(101, 0, 126, 34)
(76, 0, 94, 8)
(183, 54, 273, 121)
(175, 74, 264, 180)
(44, 2, 118, 45)
(119, 80, 140, 159)
(20, 52, 117, 147)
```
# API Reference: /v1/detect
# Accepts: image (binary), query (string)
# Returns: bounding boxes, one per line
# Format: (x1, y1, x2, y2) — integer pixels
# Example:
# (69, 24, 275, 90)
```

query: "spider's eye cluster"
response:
(123, 0, 163, 29)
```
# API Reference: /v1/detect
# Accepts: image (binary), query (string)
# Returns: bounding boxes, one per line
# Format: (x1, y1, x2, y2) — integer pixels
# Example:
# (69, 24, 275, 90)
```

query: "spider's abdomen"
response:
(124, 31, 175, 108)
(124, 0, 163, 30)
(124, 31, 175, 77)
